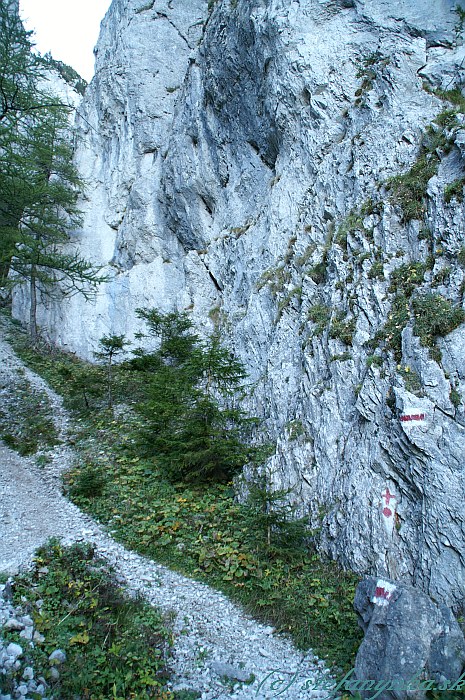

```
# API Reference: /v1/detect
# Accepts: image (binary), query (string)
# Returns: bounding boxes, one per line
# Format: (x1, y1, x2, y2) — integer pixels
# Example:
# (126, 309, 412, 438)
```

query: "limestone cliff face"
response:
(14, 0, 465, 611)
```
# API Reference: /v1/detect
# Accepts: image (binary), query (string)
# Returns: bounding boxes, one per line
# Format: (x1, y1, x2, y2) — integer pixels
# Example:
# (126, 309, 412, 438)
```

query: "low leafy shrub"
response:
(307, 303, 331, 335)
(397, 366, 424, 396)
(308, 259, 328, 285)
(69, 463, 106, 498)
(366, 354, 383, 368)
(435, 86, 465, 112)
(386, 115, 458, 222)
(369, 293, 410, 360)
(387, 153, 438, 222)
(0, 378, 58, 455)
(368, 261, 384, 279)
(388, 262, 428, 298)
(444, 179, 465, 203)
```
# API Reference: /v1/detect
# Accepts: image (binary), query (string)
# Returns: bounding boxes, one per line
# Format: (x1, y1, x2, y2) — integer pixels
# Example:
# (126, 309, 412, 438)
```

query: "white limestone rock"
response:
(12, 0, 465, 611)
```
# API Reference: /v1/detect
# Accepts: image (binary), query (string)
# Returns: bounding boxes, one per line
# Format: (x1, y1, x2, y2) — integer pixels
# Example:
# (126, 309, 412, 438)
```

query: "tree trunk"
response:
(107, 355, 113, 408)
(29, 267, 38, 343)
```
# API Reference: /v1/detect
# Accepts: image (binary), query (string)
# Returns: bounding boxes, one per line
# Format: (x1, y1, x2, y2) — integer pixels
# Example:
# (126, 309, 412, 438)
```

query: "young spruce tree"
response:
(132, 308, 268, 482)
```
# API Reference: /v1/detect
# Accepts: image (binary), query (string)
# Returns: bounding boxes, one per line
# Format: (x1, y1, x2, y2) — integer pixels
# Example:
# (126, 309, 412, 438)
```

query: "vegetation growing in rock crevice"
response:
(387, 149, 439, 223)
(307, 303, 331, 336)
(368, 293, 410, 360)
(329, 313, 356, 346)
(444, 178, 465, 203)
(368, 290, 465, 365)
(412, 293, 465, 349)
(388, 262, 429, 298)
(386, 108, 460, 222)
(354, 51, 391, 108)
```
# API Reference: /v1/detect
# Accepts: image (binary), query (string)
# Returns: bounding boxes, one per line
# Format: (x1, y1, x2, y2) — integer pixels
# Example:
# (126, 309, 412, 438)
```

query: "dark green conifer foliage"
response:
(0, 3, 105, 337)
(133, 308, 267, 482)
(7, 106, 106, 340)
(0, 1, 39, 285)
(242, 471, 308, 557)
(0, 2, 42, 125)
(95, 334, 131, 408)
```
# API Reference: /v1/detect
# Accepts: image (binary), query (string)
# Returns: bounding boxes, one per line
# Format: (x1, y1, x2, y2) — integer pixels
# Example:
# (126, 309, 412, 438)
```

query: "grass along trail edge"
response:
(0, 312, 362, 698)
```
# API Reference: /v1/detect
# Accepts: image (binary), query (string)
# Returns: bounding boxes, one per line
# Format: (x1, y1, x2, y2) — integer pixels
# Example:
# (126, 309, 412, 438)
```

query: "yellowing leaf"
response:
(69, 631, 90, 645)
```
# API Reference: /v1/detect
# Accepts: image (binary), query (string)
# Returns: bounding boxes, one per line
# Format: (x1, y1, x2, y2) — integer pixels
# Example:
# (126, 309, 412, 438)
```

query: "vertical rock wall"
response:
(13, 0, 465, 611)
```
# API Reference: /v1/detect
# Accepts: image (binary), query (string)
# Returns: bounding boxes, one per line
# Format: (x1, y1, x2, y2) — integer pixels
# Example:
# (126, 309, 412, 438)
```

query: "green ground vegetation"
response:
(369, 291, 465, 364)
(412, 293, 465, 349)
(388, 262, 428, 298)
(444, 178, 465, 203)
(307, 303, 331, 335)
(4, 311, 362, 673)
(386, 110, 459, 222)
(2, 539, 173, 700)
(368, 293, 410, 361)
(354, 51, 390, 107)
(329, 313, 356, 346)
(0, 372, 58, 455)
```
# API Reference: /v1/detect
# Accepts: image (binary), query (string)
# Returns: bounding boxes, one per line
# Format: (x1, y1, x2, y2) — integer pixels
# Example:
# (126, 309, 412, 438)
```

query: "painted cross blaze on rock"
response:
(380, 487, 397, 537)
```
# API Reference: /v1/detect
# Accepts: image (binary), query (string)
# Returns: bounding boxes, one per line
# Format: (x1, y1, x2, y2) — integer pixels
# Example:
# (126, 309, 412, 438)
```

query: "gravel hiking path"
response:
(0, 321, 332, 699)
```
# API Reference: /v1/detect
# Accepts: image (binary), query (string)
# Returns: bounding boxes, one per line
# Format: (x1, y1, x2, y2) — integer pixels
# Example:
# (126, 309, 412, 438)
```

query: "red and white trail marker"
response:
(372, 579, 397, 607)
(380, 487, 397, 537)
(399, 407, 427, 428)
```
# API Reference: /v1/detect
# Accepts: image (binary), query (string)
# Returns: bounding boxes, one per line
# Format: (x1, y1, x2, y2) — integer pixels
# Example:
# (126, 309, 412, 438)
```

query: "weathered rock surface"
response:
(354, 576, 465, 699)
(12, 0, 465, 610)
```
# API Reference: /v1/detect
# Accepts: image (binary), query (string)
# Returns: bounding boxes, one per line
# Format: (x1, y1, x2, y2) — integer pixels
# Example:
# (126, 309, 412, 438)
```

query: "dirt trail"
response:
(0, 322, 330, 699)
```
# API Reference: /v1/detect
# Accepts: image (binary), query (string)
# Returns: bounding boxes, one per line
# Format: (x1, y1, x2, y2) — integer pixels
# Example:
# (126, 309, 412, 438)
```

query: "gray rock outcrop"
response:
(354, 576, 465, 699)
(12, 0, 465, 611)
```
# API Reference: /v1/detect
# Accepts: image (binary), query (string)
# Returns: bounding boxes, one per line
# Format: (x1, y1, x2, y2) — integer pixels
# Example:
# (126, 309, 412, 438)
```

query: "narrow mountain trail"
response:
(0, 325, 332, 700)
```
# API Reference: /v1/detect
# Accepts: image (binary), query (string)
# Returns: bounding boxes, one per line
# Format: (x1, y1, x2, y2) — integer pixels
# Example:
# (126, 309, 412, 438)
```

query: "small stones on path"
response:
(0, 324, 333, 699)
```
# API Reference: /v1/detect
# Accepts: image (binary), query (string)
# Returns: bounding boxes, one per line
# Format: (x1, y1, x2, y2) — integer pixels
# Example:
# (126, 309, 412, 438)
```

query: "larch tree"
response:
(0, 1, 106, 339)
